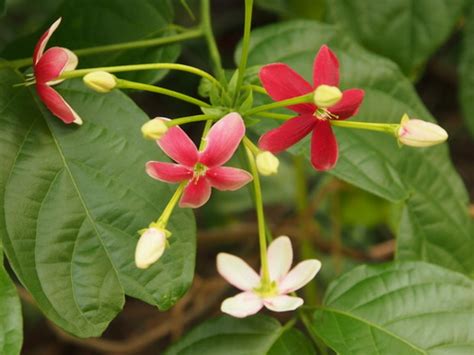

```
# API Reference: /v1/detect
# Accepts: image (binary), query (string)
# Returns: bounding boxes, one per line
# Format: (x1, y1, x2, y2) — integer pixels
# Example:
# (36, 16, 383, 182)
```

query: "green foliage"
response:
(237, 20, 473, 275)
(256, 0, 325, 20)
(165, 315, 315, 354)
(310, 262, 474, 354)
(460, 2, 474, 137)
(326, 0, 467, 75)
(0, 66, 196, 337)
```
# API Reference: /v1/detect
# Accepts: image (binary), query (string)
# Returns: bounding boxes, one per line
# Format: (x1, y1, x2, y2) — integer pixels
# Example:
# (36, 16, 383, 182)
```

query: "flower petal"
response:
(179, 178, 211, 208)
(263, 295, 303, 312)
(206, 166, 252, 191)
(146, 161, 192, 183)
(199, 112, 245, 167)
(35, 47, 78, 84)
(36, 84, 82, 125)
(329, 89, 365, 120)
(310, 120, 338, 171)
(259, 63, 315, 114)
(266, 236, 293, 282)
(258, 114, 316, 153)
(158, 125, 199, 167)
(278, 259, 321, 293)
(217, 253, 261, 291)
(313, 45, 340, 87)
(33, 18, 61, 64)
(221, 292, 263, 318)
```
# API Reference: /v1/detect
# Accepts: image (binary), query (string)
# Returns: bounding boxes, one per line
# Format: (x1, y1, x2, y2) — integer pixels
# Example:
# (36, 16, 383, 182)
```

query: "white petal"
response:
(278, 259, 321, 293)
(135, 228, 167, 269)
(217, 253, 260, 291)
(266, 236, 292, 282)
(221, 292, 263, 318)
(263, 295, 303, 312)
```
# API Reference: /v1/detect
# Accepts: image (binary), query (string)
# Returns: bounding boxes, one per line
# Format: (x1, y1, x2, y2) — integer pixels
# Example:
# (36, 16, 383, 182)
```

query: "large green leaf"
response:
(1, 0, 180, 84)
(237, 20, 473, 275)
(326, 0, 466, 75)
(0, 65, 195, 337)
(460, 2, 474, 137)
(0, 244, 22, 355)
(309, 261, 474, 354)
(165, 315, 315, 355)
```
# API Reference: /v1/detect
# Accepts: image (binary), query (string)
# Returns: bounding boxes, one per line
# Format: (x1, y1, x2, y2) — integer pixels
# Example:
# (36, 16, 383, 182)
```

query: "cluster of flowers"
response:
(27, 19, 449, 318)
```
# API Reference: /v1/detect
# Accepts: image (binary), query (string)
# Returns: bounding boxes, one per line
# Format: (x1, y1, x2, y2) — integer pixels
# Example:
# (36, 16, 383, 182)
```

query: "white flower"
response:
(398, 114, 448, 147)
(141, 118, 169, 140)
(256, 151, 279, 176)
(217, 236, 321, 318)
(83, 71, 117, 93)
(135, 227, 167, 269)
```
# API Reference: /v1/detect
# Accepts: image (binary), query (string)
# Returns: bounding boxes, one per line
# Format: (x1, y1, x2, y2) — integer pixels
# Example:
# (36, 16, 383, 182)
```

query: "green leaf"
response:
(309, 261, 474, 354)
(256, 0, 325, 20)
(326, 0, 467, 75)
(460, 2, 474, 137)
(0, 244, 22, 355)
(0, 65, 195, 337)
(238, 20, 473, 275)
(1, 0, 180, 84)
(165, 315, 315, 355)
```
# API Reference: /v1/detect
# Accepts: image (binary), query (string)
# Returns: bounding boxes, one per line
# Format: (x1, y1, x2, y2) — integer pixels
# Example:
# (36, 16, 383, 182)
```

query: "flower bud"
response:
(135, 228, 167, 269)
(83, 71, 117, 93)
(398, 114, 448, 147)
(141, 118, 169, 140)
(314, 85, 342, 108)
(256, 151, 279, 176)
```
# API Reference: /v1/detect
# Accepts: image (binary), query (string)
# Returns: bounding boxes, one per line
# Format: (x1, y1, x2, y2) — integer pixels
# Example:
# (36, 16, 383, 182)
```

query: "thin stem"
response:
(201, 0, 225, 82)
(156, 182, 187, 227)
(234, 0, 254, 104)
(256, 112, 293, 120)
(168, 114, 217, 127)
(244, 92, 313, 116)
(243, 136, 260, 155)
(116, 79, 210, 108)
(242, 84, 267, 95)
(199, 119, 214, 151)
(330, 120, 399, 135)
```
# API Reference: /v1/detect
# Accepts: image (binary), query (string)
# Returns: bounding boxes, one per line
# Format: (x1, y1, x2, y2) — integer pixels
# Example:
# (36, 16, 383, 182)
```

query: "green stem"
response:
(257, 111, 292, 120)
(244, 92, 313, 116)
(243, 136, 260, 155)
(330, 120, 399, 135)
(116, 79, 210, 108)
(234, 0, 253, 104)
(242, 84, 267, 95)
(6, 28, 203, 69)
(201, 0, 225, 82)
(199, 119, 214, 150)
(156, 182, 187, 227)
(168, 114, 217, 127)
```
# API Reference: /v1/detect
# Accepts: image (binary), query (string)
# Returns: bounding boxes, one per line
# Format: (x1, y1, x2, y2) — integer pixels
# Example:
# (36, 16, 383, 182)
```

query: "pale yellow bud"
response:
(135, 228, 167, 269)
(313, 85, 342, 108)
(141, 118, 169, 140)
(83, 71, 117, 93)
(256, 151, 279, 176)
(398, 114, 448, 147)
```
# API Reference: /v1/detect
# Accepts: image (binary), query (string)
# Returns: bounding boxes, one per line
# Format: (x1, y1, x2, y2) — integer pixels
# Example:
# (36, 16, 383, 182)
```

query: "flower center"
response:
(314, 108, 339, 121)
(192, 162, 208, 182)
(253, 280, 278, 298)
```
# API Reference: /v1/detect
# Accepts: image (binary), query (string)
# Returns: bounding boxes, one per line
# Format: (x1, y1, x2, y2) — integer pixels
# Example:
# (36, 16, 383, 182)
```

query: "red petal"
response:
(206, 166, 253, 191)
(329, 89, 365, 120)
(179, 178, 212, 208)
(310, 120, 338, 171)
(158, 125, 199, 167)
(258, 114, 316, 153)
(146, 162, 193, 183)
(259, 63, 315, 114)
(35, 47, 78, 84)
(200, 112, 245, 167)
(36, 84, 82, 125)
(33, 18, 61, 64)
(313, 45, 339, 87)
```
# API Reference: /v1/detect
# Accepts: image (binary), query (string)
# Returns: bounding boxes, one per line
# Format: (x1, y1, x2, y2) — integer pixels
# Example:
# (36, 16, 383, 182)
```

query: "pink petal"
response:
(35, 47, 78, 84)
(266, 236, 293, 282)
(313, 45, 340, 87)
(329, 89, 365, 120)
(263, 295, 303, 312)
(33, 18, 61, 64)
(179, 178, 211, 208)
(158, 125, 199, 168)
(258, 114, 316, 153)
(36, 84, 82, 125)
(259, 63, 315, 114)
(199, 113, 245, 167)
(146, 161, 193, 183)
(310, 120, 338, 171)
(205, 166, 252, 191)
(278, 259, 321, 293)
(221, 292, 263, 318)
(217, 253, 261, 291)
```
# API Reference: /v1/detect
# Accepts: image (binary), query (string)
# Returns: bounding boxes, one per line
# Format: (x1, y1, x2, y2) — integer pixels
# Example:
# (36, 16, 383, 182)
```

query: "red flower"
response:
(33, 18, 82, 125)
(146, 113, 253, 208)
(258, 45, 364, 170)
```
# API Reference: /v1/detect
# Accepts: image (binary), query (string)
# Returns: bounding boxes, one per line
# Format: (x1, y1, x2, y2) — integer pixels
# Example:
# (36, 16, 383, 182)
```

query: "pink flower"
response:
(258, 45, 365, 171)
(217, 236, 321, 318)
(146, 112, 253, 208)
(33, 18, 82, 125)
